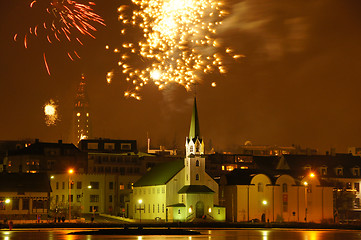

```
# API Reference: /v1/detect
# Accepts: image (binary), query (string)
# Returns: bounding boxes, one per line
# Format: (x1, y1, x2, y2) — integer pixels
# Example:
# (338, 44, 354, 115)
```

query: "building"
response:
(70, 74, 92, 145)
(131, 98, 225, 222)
(221, 169, 333, 223)
(4, 139, 87, 174)
(0, 173, 51, 221)
(49, 172, 140, 217)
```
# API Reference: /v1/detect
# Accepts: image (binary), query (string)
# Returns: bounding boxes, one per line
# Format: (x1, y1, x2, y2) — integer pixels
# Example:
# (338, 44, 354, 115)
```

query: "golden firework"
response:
(44, 99, 58, 126)
(109, 0, 243, 99)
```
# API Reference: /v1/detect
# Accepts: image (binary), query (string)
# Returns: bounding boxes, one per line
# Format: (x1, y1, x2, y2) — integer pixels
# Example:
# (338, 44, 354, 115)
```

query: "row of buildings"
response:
(0, 98, 360, 223)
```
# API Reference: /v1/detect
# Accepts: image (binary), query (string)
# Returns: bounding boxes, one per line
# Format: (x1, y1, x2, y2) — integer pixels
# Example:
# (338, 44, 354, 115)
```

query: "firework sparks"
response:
(44, 99, 58, 126)
(108, 0, 244, 99)
(15, 0, 105, 75)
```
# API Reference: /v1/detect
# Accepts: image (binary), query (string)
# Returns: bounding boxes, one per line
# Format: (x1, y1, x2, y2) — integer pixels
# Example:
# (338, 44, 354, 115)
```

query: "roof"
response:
(189, 97, 201, 140)
(0, 173, 52, 192)
(8, 141, 80, 156)
(224, 169, 272, 185)
(178, 185, 215, 194)
(134, 159, 184, 187)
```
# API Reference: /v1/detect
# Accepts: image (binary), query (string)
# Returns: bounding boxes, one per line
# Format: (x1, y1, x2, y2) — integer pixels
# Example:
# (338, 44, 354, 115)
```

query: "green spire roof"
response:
(189, 97, 200, 139)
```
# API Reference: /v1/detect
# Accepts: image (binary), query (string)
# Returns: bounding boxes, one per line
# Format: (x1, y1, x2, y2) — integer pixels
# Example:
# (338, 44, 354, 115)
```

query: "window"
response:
(157, 204, 160, 213)
(282, 183, 288, 193)
(336, 167, 343, 176)
(355, 182, 360, 192)
(62, 182, 65, 189)
(104, 143, 115, 150)
(119, 184, 124, 190)
(148, 204, 150, 213)
(90, 195, 99, 202)
(77, 181, 82, 189)
(196, 174, 199, 181)
(320, 166, 327, 176)
(22, 199, 29, 210)
(77, 195, 81, 202)
(62, 195, 65, 202)
(153, 204, 155, 213)
(109, 182, 114, 190)
(90, 182, 99, 189)
(178, 209, 181, 214)
(56, 182, 59, 189)
(162, 204, 164, 213)
(87, 143, 98, 150)
(109, 195, 113, 203)
(70, 195, 73, 202)
(354, 168, 360, 176)
(196, 160, 200, 167)
(258, 183, 264, 192)
(70, 181, 74, 189)
(12, 199, 19, 210)
(218, 209, 220, 214)
(56, 195, 59, 203)
(121, 143, 131, 150)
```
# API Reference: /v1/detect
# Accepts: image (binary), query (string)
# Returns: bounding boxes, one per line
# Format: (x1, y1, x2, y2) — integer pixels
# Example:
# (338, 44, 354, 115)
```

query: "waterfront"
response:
(1, 229, 361, 240)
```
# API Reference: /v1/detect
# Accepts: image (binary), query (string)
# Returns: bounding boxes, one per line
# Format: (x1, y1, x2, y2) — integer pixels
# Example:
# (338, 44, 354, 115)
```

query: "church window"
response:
(196, 160, 200, 167)
(258, 183, 264, 192)
(218, 209, 220, 214)
(148, 204, 150, 213)
(186, 174, 188, 181)
(182, 195, 184, 202)
(196, 174, 199, 181)
(190, 145, 194, 152)
(157, 204, 160, 213)
(153, 204, 155, 213)
(162, 204, 164, 213)
(178, 209, 181, 214)
(162, 187, 165, 193)
(282, 183, 288, 193)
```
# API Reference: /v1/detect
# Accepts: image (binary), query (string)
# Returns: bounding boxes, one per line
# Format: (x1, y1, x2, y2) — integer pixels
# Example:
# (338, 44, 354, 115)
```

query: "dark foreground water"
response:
(1, 228, 361, 240)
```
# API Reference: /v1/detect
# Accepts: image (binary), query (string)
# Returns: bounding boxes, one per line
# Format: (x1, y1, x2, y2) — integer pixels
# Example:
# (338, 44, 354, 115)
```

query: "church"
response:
(130, 98, 225, 221)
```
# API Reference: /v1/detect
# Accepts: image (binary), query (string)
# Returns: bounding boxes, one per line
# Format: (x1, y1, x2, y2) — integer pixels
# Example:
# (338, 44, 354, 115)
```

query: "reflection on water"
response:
(0, 229, 360, 240)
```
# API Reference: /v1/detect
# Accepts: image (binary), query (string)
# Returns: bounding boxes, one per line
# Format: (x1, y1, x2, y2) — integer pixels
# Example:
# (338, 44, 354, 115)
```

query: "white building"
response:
(131, 98, 225, 222)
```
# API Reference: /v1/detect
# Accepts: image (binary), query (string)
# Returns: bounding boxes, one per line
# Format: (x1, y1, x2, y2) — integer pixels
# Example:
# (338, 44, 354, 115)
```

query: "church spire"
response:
(189, 97, 200, 140)
(186, 97, 204, 156)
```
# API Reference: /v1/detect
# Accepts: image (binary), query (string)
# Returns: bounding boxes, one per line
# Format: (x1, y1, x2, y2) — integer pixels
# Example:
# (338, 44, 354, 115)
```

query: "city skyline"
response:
(0, 0, 361, 153)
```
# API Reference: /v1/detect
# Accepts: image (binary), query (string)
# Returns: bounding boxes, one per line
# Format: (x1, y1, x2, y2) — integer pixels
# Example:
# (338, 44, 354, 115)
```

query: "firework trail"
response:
(107, 0, 244, 100)
(14, 0, 105, 75)
(44, 99, 58, 126)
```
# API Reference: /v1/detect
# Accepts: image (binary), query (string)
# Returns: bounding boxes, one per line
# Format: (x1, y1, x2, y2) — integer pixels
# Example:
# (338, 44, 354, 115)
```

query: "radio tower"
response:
(71, 74, 92, 145)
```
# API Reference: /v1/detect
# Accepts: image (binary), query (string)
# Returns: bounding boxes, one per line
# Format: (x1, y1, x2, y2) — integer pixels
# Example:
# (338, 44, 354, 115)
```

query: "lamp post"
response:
(262, 200, 267, 222)
(304, 181, 308, 222)
(138, 199, 143, 223)
(68, 169, 74, 222)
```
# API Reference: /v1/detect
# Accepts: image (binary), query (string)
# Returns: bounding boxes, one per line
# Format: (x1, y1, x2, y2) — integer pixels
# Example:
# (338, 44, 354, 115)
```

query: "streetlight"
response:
(262, 200, 268, 222)
(68, 169, 74, 222)
(304, 181, 308, 222)
(138, 199, 143, 223)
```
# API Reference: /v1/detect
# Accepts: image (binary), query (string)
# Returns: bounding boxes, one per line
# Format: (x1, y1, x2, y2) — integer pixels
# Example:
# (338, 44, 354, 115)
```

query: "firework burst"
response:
(44, 99, 59, 126)
(107, 0, 244, 99)
(15, 0, 105, 75)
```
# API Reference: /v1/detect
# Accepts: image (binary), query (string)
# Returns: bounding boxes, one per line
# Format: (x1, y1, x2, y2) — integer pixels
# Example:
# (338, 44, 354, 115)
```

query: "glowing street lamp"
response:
(68, 169, 74, 222)
(304, 181, 308, 222)
(5, 199, 10, 204)
(138, 199, 143, 223)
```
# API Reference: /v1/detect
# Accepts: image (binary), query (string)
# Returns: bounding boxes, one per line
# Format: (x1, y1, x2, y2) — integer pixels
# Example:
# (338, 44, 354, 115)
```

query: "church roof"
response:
(134, 159, 184, 187)
(189, 97, 201, 140)
(178, 185, 215, 194)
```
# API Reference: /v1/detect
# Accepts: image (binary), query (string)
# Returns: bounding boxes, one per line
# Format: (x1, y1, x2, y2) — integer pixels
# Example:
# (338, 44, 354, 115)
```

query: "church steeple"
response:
(186, 97, 204, 156)
(189, 97, 200, 140)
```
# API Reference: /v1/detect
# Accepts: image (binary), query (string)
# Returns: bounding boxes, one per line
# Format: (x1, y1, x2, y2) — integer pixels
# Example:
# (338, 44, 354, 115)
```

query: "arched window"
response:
(196, 174, 199, 181)
(257, 182, 263, 192)
(196, 160, 200, 167)
(282, 183, 288, 193)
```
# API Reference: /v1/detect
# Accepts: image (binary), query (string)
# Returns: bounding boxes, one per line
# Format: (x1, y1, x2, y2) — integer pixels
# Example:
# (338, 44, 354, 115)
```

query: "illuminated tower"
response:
(184, 97, 205, 185)
(71, 74, 92, 145)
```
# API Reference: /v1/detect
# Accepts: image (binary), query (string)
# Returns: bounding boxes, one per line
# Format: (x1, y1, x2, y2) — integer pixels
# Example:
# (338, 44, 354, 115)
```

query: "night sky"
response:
(1, 0, 361, 153)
